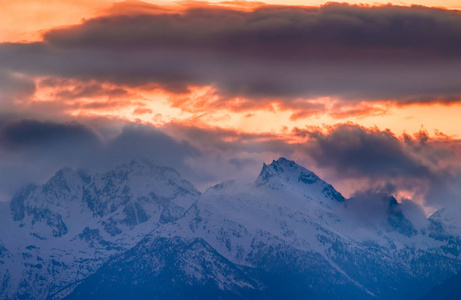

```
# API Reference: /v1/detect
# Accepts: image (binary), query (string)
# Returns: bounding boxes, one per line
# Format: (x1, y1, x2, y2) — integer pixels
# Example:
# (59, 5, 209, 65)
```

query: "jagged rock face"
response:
(1, 157, 461, 300)
(83, 159, 199, 222)
(0, 159, 200, 299)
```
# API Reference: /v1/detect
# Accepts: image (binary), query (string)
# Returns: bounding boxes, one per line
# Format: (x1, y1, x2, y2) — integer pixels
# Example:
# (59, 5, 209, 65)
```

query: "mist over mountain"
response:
(0, 158, 459, 299)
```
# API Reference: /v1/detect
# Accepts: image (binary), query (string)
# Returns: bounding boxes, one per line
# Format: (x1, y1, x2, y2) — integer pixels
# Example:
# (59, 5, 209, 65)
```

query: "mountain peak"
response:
(256, 157, 319, 184)
(255, 157, 345, 202)
(267, 157, 299, 169)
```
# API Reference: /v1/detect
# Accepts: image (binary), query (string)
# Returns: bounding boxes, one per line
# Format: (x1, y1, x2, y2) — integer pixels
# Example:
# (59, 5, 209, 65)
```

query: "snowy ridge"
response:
(0, 159, 199, 299)
(1, 158, 461, 299)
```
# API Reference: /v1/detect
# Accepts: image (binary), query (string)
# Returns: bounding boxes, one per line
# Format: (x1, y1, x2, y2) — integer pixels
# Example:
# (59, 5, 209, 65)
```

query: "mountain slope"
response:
(0, 159, 200, 299)
(65, 158, 461, 299)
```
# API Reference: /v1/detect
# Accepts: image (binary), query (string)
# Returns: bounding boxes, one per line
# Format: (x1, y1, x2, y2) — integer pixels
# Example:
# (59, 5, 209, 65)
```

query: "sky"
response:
(1, 0, 461, 213)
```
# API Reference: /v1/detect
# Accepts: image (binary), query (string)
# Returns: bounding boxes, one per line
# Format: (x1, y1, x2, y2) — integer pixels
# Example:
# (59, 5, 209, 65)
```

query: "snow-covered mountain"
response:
(1, 158, 460, 299)
(0, 159, 199, 299)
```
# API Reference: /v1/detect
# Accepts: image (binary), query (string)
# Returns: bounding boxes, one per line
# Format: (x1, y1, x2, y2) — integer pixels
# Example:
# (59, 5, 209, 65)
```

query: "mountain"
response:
(0, 159, 200, 299)
(1, 158, 461, 299)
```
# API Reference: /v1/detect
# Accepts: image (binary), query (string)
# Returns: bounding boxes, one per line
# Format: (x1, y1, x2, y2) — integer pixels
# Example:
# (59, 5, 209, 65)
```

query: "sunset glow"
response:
(23, 76, 461, 138)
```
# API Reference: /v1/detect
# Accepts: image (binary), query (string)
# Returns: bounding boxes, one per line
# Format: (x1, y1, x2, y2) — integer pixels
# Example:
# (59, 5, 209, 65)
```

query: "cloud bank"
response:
(0, 117, 460, 212)
(1, 2, 461, 119)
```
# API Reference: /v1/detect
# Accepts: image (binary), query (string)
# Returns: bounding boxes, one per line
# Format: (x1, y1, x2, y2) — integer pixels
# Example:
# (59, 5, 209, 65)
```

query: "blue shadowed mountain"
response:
(0, 158, 460, 299)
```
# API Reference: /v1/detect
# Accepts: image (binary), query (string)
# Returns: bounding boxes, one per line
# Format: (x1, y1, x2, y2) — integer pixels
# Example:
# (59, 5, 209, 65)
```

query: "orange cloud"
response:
(11, 75, 461, 140)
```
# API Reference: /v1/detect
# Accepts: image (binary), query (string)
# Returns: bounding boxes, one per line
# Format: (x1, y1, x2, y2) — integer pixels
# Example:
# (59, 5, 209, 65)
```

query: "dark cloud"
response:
(42, 3, 461, 58)
(291, 124, 461, 208)
(0, 119, 286, 201)
(299, 124, 432, 178)
(0, 119, 197, 200)
(0, 120, 99, 151)
(104, 123, 199, 169)
(1, 3, 461, 116)
(0, 120, 100, 200)
(1, 117, 461, 210)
